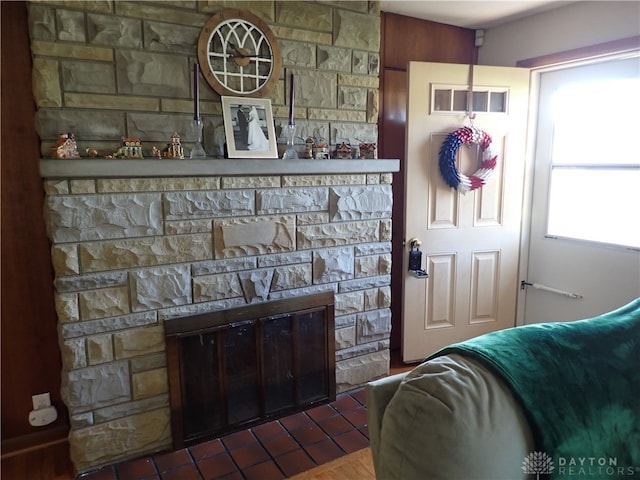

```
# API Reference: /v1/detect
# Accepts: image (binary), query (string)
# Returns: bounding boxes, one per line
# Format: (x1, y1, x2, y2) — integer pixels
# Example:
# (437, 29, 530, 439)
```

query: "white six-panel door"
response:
(402, 62, 530, 362)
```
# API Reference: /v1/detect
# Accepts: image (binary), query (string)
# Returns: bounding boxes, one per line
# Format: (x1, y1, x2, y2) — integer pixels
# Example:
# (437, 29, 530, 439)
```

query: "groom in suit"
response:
(236, 106, 248, 149)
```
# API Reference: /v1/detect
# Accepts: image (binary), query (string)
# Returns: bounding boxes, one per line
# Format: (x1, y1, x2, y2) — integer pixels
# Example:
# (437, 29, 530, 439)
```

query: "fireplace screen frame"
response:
(165, 291, 336, 448)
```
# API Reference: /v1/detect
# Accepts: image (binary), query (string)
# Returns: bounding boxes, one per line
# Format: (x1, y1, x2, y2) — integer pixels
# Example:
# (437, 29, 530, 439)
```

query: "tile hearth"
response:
(78, 389, 369, 480)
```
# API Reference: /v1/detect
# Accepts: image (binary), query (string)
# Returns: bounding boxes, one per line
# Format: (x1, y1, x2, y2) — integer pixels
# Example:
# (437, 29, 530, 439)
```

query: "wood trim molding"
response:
(517, 35, 640, 68)
(0, 424, 69, 458)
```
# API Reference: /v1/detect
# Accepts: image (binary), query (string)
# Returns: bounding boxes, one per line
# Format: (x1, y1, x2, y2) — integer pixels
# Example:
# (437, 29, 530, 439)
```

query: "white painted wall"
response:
(478, 1, 640, 66)
(478, 1, 640, 321)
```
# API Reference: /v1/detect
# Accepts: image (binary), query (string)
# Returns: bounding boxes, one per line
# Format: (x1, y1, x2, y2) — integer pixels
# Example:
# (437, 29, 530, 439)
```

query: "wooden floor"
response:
(1, 351, 411, 480)
(290, 448, 375, 480)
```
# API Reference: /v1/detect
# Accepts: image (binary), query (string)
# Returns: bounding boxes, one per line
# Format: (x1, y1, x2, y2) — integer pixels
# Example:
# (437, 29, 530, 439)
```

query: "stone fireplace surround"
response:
(39, 157, 399, 473)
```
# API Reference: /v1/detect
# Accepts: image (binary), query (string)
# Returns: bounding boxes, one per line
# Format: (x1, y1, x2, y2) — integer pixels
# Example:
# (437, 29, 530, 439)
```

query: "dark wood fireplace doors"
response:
(165, 291, 336, 448)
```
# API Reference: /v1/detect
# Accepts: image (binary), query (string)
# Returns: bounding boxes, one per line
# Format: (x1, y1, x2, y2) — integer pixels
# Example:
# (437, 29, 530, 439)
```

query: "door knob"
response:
(409, 237, 421, 248)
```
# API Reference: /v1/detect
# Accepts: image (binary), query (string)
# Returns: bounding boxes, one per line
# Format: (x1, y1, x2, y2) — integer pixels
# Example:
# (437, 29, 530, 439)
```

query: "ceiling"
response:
(379, 1, 574, 29)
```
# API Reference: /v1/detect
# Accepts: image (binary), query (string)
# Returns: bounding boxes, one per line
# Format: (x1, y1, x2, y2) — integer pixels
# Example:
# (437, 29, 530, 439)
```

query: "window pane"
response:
(552, 78, 640, 165)
(547, 167, 640, 248)
(433, 89, 451, 111)
(472, 91, 488, 112)
(489, 92, 506, 112)
(453, 90, 468, 111)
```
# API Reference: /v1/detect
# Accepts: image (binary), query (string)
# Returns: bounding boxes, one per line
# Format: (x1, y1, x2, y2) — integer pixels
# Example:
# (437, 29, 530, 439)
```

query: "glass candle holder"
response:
(282, 124, 298, 160)
(190, 118, 206, 159)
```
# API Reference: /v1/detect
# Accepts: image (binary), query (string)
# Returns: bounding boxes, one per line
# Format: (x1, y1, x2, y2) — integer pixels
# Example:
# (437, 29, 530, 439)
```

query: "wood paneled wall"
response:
(1, 1, 68, 450)
(379, 13, 477, 350)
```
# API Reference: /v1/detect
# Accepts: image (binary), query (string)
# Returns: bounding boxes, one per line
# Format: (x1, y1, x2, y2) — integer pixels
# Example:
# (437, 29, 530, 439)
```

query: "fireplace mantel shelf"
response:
(39, 158, 400, 178)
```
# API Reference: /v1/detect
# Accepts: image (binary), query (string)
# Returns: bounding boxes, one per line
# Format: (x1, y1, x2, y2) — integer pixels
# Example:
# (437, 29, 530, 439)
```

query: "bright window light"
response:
(547, 77, 640, 249)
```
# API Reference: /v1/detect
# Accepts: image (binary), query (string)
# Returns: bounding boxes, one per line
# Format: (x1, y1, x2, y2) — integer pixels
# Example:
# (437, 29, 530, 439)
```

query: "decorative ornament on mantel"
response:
(438, 125, 497, 194)
(313, 140, 330, 160)
(301, 136, 331, 160)
(335, 141, 353, 159)
(163, 132, 185, 159)
(51, 132, 80, 159)
(115, 136, 144, 159)
(358, 142, 377, 159)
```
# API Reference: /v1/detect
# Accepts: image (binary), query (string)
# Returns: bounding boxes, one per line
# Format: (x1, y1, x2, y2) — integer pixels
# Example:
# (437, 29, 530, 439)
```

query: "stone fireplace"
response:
(40, 158, 399, 473)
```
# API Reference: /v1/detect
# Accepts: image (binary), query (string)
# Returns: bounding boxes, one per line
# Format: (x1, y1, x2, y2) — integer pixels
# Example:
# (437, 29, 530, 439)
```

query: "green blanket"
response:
(431, 298, 640, 479)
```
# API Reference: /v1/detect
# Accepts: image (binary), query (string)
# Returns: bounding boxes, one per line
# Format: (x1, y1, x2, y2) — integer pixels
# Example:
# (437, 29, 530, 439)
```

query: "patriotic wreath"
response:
(438, 125, 498, 194)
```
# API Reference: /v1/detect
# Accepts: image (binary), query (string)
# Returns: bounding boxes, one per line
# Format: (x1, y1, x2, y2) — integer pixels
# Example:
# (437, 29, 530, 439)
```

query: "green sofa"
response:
(367, 298, 640, 480)
(367, 354, 534, 480)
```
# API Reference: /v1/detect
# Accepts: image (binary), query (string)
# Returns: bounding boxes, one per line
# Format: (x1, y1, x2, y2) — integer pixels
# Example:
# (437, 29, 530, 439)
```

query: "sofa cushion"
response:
(366, 372, 408, 475)
(377, 354, 534, 480)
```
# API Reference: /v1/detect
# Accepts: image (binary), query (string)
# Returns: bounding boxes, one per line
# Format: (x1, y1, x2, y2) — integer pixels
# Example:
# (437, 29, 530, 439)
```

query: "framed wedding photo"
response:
(221, 96, 278, 159)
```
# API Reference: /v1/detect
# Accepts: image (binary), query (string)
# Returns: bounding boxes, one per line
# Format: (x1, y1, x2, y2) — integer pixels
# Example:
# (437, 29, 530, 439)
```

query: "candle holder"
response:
(282, 124, 298, 160)
(190, 118, 206, 159)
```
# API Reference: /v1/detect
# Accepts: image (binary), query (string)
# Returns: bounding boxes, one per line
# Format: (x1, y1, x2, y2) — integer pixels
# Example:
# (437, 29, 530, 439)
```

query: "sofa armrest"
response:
(365, 372, 408, 476)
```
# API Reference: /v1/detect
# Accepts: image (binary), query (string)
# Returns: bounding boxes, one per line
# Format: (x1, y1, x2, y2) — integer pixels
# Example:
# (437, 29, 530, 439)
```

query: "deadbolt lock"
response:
(407, 237, 428, 278)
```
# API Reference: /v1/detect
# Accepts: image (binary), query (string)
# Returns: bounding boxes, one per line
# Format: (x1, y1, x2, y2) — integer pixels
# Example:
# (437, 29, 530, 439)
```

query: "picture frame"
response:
(221, 96, 278, 159)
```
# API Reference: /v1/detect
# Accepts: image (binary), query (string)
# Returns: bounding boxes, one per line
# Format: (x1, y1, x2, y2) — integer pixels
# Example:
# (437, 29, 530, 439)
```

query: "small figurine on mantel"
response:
(303, 136, 330, 160)
(116, 136, 144, 159)
(335, 141, 353, 159)
(313, 140, 330, 160)
(51, 132, 80, 159)
(163, 132, 185, 159)
(358, 142, 377, 159)
(304, 136, 314, 159)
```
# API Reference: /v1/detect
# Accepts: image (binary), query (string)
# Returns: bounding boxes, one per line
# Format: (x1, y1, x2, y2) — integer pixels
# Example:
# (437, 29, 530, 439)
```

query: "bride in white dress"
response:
(247, 106, 269, 151)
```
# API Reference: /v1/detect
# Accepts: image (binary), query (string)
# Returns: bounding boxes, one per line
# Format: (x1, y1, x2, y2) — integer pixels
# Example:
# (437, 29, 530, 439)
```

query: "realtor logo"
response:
(523, 451, 555, 479)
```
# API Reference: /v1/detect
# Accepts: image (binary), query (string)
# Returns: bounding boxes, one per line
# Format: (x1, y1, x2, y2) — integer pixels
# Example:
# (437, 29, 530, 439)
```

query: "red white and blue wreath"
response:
(438, 125, 497, 194)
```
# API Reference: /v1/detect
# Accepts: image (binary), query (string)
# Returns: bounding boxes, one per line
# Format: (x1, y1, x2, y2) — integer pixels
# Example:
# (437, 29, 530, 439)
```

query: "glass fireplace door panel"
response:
(262, 315, 295, 414)
(224, 324, 259, 425)
(297, 310, 328, 403)
(181, 332, 222, 437)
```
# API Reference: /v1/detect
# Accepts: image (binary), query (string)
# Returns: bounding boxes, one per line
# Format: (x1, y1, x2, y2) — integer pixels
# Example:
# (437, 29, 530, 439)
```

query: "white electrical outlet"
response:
(29, 406, 57, 426)
(32, 392, 51, 410)
(29, 393, 57, 427)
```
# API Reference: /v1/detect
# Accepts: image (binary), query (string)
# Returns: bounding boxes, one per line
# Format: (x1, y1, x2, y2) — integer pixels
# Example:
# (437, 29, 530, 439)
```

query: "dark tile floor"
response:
(77, 388, 369, 480)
